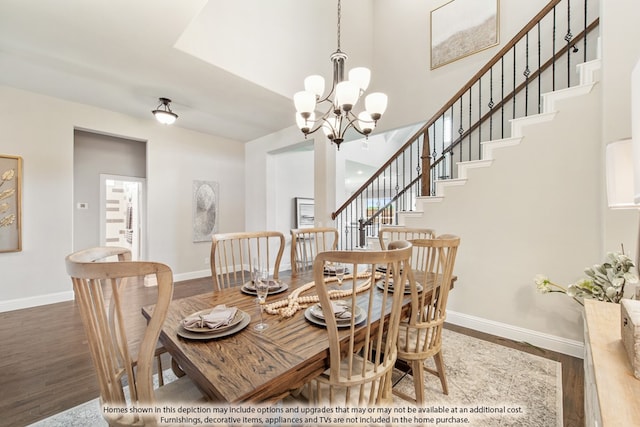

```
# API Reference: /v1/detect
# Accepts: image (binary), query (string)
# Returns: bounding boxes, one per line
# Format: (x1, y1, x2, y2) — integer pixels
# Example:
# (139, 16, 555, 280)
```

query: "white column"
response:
(314, 137, 336, 227)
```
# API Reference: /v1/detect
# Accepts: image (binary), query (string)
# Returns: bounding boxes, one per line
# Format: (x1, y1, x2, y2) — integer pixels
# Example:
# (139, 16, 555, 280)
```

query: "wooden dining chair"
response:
(303, 240, 413, 406)
(290, 227, 339, 277)
(66, 246, 204, 426)
(378, 226, 436, 272)
(210, 230, 285, 291)
(394, 234, 460, 406)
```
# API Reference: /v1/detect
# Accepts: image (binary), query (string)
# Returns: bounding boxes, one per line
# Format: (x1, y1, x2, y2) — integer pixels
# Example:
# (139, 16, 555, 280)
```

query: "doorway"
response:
(73, 129, 147, 256)
(100, 175, 146, 260)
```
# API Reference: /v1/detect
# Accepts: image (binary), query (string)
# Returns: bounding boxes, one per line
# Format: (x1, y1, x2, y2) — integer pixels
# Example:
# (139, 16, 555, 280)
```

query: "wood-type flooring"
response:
(0, 274, 584, 427)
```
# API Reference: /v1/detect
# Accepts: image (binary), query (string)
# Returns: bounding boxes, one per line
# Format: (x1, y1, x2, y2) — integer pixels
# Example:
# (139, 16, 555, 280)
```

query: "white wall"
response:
(274, 149, 315, 270)
(0, 85, 244, 311)
(372, 0, 553, 133)
(600, 0, 640, 256)
(176, 0, 374, 100)
(404, 85, 601, 354)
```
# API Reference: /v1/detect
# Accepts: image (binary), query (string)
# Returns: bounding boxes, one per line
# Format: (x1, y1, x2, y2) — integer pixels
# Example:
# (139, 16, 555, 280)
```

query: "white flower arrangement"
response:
(534, 252, 639, 305)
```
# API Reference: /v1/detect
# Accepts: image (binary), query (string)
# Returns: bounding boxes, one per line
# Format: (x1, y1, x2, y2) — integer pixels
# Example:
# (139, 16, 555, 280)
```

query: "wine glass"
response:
(251, 258, 260, 285)
(334, 263, 346, 286)
(254, 268, 269, 331)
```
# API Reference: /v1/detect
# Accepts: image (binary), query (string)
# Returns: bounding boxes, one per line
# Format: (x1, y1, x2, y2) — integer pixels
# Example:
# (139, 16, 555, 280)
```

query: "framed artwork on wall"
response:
(430, 0, 499, 70)
(295, 197, 314, 229)
(192, 180, 219, 242)
(0, 154, 22, 252)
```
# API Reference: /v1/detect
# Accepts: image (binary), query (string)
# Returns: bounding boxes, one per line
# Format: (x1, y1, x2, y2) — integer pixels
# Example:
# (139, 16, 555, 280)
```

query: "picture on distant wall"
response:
(430, 0, 499, 69)
(295, 197, 314, 229)
(192, 180, 219, 242)
(0, 154, 22, 252)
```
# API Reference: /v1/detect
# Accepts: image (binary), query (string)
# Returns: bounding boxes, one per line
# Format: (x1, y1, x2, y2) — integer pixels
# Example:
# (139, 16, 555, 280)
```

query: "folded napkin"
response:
(318, 301, 352, 320)
(182, 305, 238, 330)
(329, 301, 353, 320)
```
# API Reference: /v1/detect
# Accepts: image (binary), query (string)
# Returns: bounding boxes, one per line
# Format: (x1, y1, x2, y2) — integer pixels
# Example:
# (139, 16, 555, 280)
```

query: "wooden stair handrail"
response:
(332, 0, 565, 220)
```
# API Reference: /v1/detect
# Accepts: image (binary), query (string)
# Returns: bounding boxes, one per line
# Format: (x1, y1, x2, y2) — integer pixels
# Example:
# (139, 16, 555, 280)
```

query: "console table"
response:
(583, 299, 640, 426)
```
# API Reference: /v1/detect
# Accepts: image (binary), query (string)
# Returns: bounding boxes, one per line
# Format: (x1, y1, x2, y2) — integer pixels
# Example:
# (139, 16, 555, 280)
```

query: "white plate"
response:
(241, 281, 288, 296)
(182, 308, 244, 333)
(304, 306, 366, 328)
(177, 311, 250, 340)
(376, 280, 423, 294)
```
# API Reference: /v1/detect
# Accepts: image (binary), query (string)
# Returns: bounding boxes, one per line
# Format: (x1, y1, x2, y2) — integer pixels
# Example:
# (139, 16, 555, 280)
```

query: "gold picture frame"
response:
(430, 0, 500, 70)
(0, 154, 22, 252)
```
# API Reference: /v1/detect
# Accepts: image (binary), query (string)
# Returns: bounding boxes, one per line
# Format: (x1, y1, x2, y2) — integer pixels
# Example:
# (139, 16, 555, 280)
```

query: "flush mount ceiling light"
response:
(152, 97, 178, 125)
(293, 0, 388, 150)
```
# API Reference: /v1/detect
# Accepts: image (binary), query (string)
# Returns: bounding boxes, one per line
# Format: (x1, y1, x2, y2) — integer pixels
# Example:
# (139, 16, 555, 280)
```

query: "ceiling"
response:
(0, 0, 360, 142)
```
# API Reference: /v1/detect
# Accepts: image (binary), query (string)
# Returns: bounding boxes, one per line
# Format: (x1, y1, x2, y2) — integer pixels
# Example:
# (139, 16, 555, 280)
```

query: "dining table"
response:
(141, 268, 425, 404)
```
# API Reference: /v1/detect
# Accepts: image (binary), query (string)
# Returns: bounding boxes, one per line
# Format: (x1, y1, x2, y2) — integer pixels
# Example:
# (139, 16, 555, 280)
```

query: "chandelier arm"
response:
(342, 113, 371, 138)
(298, 108, 335, 136)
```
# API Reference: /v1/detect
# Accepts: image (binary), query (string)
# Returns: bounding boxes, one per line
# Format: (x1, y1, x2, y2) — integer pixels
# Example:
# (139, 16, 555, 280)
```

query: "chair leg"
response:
(411, 359, 426, 406)
(434, 351, 448, 395)
(156, 355, 164, 386)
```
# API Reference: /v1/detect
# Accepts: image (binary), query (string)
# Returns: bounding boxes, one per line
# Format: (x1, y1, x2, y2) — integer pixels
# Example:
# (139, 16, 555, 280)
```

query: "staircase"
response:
(332, 0, 600, 251)
(415, 58, 601, 212)
(400, 55, 601, 359)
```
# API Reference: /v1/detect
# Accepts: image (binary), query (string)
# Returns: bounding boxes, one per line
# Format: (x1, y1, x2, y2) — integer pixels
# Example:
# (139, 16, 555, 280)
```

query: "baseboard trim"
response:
(174, 269, 211, 282)
(0, 290, 75, 313)
(447, 310, 584, 359)
(0, 270, 213, 313)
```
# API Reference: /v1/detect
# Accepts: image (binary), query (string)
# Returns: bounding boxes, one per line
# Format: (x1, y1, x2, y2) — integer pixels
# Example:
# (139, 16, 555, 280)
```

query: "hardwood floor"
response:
(0, 274, 584, 427)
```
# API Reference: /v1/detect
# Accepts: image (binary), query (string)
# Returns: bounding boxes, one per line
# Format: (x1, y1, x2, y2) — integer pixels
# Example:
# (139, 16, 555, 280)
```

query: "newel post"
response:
(420, 129, 431, 196)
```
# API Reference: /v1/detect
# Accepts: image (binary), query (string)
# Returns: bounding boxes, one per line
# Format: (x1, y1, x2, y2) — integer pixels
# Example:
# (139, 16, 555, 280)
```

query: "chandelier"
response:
(293, 0, 388, 150)
(152, 97, 178, 125)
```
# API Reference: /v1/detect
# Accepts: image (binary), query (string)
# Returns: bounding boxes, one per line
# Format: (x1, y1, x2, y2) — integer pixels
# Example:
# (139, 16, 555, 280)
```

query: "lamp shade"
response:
(335, 81, 359, 111)
(606, 138, 637, 209)
(294, 91, 316, 115)
(365, 92, 388, 120)
(153, 110, 177, 125)
(304, 75, 325, 98)
(348, 67, 371, 92)
(357, 112, 374, 134)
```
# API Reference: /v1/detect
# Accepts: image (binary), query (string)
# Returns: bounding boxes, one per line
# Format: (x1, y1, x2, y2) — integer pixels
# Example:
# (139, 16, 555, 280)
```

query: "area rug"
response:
(30, 329, 562, 427)
(390, 330, 562, 426)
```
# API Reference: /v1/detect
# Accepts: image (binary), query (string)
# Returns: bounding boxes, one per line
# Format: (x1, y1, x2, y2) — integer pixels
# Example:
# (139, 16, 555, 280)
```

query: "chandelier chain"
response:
(337, 0, 341, 51)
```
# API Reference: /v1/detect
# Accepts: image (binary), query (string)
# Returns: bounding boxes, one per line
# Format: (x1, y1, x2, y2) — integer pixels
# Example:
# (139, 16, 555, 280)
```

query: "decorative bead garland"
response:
(264, 271, 382, 318)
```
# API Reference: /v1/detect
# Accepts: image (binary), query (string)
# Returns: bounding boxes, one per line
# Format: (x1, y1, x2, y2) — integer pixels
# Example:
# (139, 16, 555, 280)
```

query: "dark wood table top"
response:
(142, 271, 413, 404)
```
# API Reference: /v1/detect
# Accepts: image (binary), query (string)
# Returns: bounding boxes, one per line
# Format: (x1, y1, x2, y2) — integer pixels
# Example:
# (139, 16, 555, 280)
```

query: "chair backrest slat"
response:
(291, 227, 339, 277)
(378, 226, 435, 272)
(210, 231, 285, 291)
